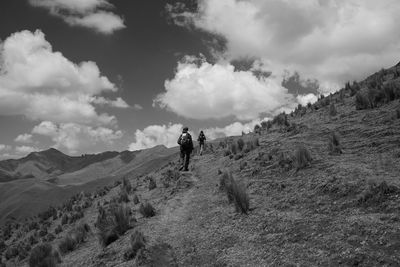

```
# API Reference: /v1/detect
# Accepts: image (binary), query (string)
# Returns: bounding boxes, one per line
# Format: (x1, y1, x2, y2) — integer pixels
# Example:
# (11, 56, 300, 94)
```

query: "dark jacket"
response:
(177, 132, 194, 152)
(197, 133, 206, 143)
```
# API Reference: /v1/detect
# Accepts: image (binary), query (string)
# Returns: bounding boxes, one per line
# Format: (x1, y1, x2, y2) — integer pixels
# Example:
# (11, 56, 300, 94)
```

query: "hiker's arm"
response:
(177, 135, 181, 145)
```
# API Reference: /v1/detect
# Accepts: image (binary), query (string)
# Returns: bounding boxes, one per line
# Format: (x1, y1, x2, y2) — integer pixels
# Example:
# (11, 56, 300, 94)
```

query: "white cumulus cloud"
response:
(32, 121, 123, 154)
(0, 29, 126, 125)
(155, 56, 294, 121)
(169, 0, 400, 89)
(296, 94, 319, 106)
(15, 134, 34, 144)
(29, 0, 125, 34)
(128, 123, 183, 151)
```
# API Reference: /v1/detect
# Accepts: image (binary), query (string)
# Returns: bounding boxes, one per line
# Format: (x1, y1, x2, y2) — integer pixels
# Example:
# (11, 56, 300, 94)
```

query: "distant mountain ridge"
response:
(0, 148, 136, 182)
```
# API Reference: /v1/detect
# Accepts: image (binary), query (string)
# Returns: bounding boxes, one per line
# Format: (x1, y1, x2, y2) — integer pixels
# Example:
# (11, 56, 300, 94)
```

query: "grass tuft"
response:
(139, 202, 155, 218)
(294, 145, 312, 171)
(29, 243, 61, 267)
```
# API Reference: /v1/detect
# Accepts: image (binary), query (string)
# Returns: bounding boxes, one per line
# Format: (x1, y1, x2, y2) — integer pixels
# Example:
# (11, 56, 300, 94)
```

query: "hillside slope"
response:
(2, 63, 400, 266)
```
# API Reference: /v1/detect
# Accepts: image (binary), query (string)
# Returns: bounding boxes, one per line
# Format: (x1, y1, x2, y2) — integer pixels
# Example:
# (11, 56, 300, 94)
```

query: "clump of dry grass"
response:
(237, 138, 245, 151)
(358, 181, 399, 208)
(230, 142, 238, 155)
(294, 145, 312, 171)
(148, 177, 157, 191)
(328, 132, 342, 155)
(139, 202, 155, 218)
(329, 102, 337, 116)
(96, 204, 133, 247)
(133, 194, 140, 205)
(58, 222, 90, 254)
(355, 92, 370, 110)
(122, 177, 132, 194)
(219, 171, 249, 214)
(124, 230, 146, 260)
(29, 243, 61, 267)
(119, 189, 129, 203)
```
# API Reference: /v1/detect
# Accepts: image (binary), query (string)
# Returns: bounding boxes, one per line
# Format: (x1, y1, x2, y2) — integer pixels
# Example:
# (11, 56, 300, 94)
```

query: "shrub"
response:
(396, 107, 400, 119)
(329, 102, 337, 116)
(148, 177, 157, 191)
(139, 202, 155, 218)
(58, 222, 90, 254)
(223, 150, 232, 157)
(68, 211, 84, 224)
(219, 172, 249, 214)
(328, 132, 342, 155)
(119, 189, 129, 203)
(294, 145, 312, 171)
(133, 194, 140, 204)
(96, 204, 132, 247)
(239, 161, 247, 171)
(5, 246, 19, 260)
(272, 113, 289, 126)
(253, 124, 261, 134)
(124, 230, 146, 260)
(237, 138, 245, 151)
(29, 243, 61, 267)
(260, 121, 268, 129)
(122, 177, 132, 194)
(355, 92, 370, 110)
(61, 214, 68, 225)
(230, 142, 238, 155)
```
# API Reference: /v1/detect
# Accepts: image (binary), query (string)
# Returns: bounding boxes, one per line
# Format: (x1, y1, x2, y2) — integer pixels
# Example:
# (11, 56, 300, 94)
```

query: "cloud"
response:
(0, 30, 126, 125)
(128, 123, 183, 151)
(0, 144, 12, 152)
(133, 104, 143, 110)
(90, 97, 129, 108)
(204, 119, 265, 139)
(296, 94, 319, 106)
(128, 118, 270, 150)
(32, 121, 123, 154)
(15, 145, 38, 155)
(169, 0, 400, 89)
(29, 0, 125, 34)
(155, 56, 294, 121)
(15, 134, 34, 144)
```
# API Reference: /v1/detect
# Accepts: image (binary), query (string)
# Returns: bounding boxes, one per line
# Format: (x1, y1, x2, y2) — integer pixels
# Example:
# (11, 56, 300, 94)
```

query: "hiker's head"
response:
(200, 130, 204, 134)
(182, 127, 189, 133)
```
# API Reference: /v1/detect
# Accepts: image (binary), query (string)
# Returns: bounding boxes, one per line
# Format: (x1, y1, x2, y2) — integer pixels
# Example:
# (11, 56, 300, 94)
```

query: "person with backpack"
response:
(177, 126, 194, 171)
(197, 130, 206, 155)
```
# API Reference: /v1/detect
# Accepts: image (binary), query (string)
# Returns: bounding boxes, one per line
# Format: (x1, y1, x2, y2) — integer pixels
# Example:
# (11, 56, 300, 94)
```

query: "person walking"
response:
(177, 127, 194, 171)
(197, 130, 206, 155)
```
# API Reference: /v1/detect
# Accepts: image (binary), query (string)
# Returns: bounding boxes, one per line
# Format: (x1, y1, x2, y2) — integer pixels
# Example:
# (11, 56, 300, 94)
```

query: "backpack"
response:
(198, 133, 205, 142)
(180, 133, 191, 149)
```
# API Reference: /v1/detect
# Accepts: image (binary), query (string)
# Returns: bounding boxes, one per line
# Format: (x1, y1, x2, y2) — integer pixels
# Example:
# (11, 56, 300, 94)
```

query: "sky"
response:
(0, 0, 399, 159)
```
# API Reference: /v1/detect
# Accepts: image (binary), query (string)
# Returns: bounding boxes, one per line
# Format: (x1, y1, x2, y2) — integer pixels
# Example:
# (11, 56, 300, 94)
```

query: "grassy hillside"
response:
(1, 64, 400, 266)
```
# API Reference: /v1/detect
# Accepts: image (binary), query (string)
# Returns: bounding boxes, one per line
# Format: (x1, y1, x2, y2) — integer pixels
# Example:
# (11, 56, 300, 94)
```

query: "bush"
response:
(5, 246, 19, 260)
(396, 107, 400, 119)
(60, 214, 68, 225)
(58, 222, 90, 254)
(328, 132, 342, 155)
(96, 204, 132, 247)
(118, 189, 129, 203)
(294, 145, 312, 171)
(253, 124, 261, 134)
(230, 142, 238, 155)
(223, 150, 232, 157)
(148, 177, 157, 191)
(329, 102, 337, 116)
(355, 92, 370, 110)
(122, 177, 132, 194)
(272, 113, 289, 126)
(29, 243, 61, 267)
(219, 172, 249, 214)
(237, 138, 245, 151)
(133, 194, 140, 205)
(139, 202, 155, 218)
(124, 230, 146, 260)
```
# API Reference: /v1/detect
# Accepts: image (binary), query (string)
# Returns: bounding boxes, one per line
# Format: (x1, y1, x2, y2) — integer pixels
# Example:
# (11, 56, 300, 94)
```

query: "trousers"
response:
(180, 149, 191, 171)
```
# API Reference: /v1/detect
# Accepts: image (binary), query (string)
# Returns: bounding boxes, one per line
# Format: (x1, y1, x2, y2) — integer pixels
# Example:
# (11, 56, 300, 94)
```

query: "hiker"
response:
(197, 130, 206, 155)
(177, 127, 194, 171)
